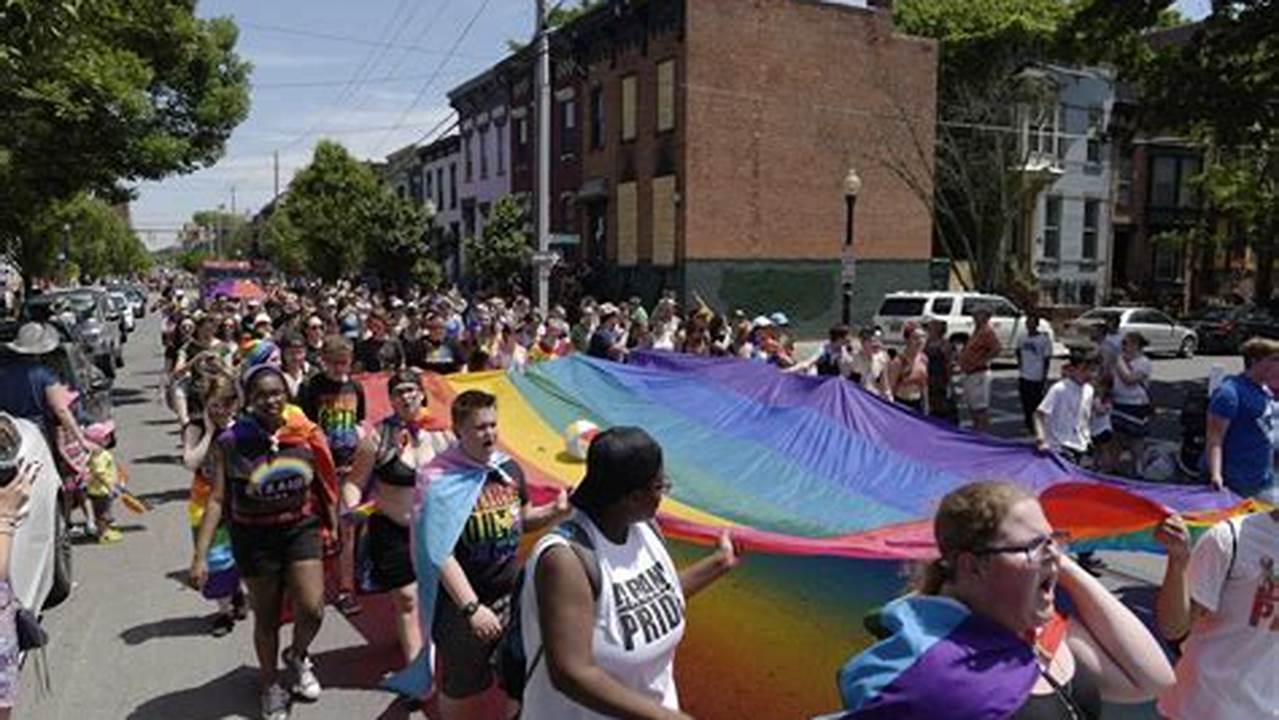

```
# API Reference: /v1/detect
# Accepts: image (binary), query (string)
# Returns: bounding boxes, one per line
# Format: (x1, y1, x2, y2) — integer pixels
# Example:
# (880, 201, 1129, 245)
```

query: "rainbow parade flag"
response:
(355, 351, 1263, 719)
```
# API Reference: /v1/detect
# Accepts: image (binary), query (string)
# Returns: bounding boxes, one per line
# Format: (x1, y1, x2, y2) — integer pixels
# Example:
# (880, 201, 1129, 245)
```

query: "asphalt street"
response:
(20, 317, 415, 720)
(21, 323, 1231, 719)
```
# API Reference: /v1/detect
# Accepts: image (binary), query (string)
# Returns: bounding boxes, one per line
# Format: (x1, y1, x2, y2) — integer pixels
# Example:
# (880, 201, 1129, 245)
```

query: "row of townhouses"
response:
(380, 0, 1231, 329)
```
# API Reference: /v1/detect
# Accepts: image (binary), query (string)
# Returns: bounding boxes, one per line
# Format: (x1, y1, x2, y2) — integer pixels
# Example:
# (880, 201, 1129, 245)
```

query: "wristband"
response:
(461, 601, 480, 618)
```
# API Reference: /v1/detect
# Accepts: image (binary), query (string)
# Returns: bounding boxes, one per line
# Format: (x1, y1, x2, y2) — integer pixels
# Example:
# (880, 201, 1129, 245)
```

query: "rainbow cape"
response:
(382, 445, 511, 698)
(354, 353, 1259, 718)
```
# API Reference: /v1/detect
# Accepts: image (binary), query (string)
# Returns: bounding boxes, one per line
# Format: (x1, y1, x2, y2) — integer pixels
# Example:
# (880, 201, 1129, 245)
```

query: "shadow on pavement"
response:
(125, 665, 259, 720)
(136, 488, 190, 506)
(142, 418, 177, 426)
(132, 453, 182, 466)
(120, 614, 213, 646)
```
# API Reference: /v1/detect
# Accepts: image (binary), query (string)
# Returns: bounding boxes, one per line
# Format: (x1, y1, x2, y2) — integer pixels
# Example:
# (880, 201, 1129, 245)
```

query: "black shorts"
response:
(229, 516, 323, 579)
(432, 594, 511, 699)
(368, 513, 415, 590)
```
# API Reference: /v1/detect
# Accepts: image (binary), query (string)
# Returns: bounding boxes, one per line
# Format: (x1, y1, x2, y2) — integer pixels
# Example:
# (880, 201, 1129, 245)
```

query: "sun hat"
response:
(5, 322, 59, 356)
(769, 312, 790, 327)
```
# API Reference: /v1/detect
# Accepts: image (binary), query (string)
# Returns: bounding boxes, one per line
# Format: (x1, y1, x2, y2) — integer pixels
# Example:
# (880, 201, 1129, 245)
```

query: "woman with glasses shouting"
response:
(838, 481, 1173, 719)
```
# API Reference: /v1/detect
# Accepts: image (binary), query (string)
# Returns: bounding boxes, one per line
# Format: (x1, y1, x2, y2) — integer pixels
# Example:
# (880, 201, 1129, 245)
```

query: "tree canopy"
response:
(0, 0, 251, 282)
(270, 140, 439, 290)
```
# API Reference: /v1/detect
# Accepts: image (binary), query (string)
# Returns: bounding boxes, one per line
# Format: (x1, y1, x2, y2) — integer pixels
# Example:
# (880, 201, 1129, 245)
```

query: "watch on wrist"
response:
(461, 601, 480, 618)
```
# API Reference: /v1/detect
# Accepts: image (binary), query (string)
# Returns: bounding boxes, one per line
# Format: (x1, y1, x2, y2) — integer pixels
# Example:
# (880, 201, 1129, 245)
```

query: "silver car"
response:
(1063, 306, 1199, 358)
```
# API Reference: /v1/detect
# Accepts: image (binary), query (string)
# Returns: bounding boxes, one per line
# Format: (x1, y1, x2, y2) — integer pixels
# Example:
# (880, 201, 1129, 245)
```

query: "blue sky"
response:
(132, 0, 1214, 249)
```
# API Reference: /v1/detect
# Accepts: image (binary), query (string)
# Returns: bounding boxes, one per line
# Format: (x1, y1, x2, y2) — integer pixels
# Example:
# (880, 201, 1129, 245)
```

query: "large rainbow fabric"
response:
(355, 353, 1261, 719)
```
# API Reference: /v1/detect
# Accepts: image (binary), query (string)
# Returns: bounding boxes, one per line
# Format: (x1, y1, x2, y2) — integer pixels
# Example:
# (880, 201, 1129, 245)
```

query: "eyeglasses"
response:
(390, 384, 421, 396)
(972, 530, 1070, 563)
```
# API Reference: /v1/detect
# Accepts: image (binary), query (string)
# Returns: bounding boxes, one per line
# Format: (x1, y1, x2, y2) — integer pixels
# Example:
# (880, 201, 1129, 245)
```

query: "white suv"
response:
(871, 291, 1055, 358)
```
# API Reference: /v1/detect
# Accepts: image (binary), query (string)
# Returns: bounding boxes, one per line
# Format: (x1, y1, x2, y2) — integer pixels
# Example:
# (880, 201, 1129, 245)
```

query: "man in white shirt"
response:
(1016, 313, 1055, 434)
(1034, 351, 1096, 463)
(1154, 499, 1279, 720)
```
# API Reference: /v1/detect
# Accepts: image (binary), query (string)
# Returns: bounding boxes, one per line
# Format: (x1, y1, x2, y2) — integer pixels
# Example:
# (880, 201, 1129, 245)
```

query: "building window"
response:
(652, 175, 677, 266)
(437, 167, 444, 209)
(1178, 157, 1200, 208)
(590, 86, 605, 150)
(1043, 196, 1061, 259)
(561, 99, 576, 154)
(621, 75, 637, 142)
(657, 59, 675, 132)
(1116, 152, 1133, 210)
(479, 126, 488, 180)
(449, 164, 457, 209)
(1079, 282, 1096, 306)
(518, 117, 528, 146)
(496, 123, 505, 176)
(616, 181, 637, 266)
(1023, 103, 1063, 160)
(424, 168, 433, 201)
(1082, 199, 1099, 260)
(1086, 108, 1103, 166)
(1155, 242, 1183, 281)
(464, 136, 473, 182)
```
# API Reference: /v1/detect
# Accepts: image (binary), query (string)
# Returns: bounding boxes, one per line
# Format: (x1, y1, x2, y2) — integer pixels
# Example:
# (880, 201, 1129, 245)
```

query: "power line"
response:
(277, 0, 415, 153)
(254, 69, 471, 90)
(373, 0, 495, 155)
(238, 20, 498, 63)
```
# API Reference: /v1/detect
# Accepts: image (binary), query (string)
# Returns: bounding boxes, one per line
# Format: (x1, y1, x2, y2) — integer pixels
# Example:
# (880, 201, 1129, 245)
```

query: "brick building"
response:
(559, 0, 936, 331)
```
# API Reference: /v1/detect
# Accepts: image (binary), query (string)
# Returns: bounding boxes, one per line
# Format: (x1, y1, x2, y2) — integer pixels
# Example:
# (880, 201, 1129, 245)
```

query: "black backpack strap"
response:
(1225, 516, 1239, 582)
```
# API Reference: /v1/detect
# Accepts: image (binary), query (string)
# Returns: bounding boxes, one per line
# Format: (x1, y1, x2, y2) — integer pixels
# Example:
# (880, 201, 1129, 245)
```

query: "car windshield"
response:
(1078, 309, 1123, 324)
(877, 298, 928, 317)
(29, 293, 95, 322)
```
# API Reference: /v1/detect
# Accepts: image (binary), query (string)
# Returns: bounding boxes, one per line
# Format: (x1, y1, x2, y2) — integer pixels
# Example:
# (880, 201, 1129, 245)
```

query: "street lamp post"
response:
(61, 222, 71, 281)
(841, 167, 862, 325)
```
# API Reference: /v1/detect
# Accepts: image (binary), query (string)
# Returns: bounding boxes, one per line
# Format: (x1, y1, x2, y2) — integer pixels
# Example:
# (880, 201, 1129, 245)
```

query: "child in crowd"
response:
(1034, 351, 1096, 463)
(182, 374, 246, 636)
(297, 334, 366, 617)
(84, 423, 123, 544)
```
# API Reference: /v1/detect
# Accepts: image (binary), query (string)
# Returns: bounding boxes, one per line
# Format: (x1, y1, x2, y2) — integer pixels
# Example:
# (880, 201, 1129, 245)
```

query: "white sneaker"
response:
(260, 682, 290, 720)
(283, 647, 321, 702)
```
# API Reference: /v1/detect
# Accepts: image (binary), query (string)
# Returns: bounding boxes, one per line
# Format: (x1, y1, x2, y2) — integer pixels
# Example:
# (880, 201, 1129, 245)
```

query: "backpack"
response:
(492, 519, 602, 700)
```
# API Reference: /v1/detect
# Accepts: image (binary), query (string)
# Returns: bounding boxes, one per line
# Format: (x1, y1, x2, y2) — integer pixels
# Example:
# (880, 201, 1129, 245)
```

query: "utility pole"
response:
(231, 184, 237, 216)
(534, 0, 552, 315)
(273, 151, 280, 200)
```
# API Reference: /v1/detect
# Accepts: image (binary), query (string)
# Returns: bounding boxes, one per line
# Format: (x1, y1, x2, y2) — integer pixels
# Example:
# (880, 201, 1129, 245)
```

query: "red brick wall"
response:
(683, 0, 937, 262)
(579, 27, 685, 265)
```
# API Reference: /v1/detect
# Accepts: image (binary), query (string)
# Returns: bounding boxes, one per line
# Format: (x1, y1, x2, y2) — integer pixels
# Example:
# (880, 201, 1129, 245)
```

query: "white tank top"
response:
(519, 512, 685, 719)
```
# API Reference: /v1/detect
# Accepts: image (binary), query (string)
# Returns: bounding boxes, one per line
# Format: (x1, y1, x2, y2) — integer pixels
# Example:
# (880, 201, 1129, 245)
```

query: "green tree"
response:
(466, 195, 531, 295)
(364, 195, 441, 294)
(0, 0, 251, 284)
(29, 193, 150, 281)
(260, 210, 307, 277)
(882, 0, 1074, 293)
(278, 140, 437, 287)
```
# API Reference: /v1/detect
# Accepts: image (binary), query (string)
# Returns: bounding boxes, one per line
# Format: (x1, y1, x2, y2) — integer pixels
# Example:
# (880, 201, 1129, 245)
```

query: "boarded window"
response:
(617, 182, 638, 266)
(657, 60, 675, 132)
(651, 176, 676, 266)
(621, 75, 637, 141)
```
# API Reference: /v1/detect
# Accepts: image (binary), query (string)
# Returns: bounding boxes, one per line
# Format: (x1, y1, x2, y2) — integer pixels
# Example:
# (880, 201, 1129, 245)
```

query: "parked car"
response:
(108, 284, 147, 318)
(24, 288, 123, 377)
(106, 290, 135, 336)
(1184, 304, 1279, 354)
(0, 412, 72, 611)
(872, 291, 1056, 358)
(1062, 306, 1198, 358)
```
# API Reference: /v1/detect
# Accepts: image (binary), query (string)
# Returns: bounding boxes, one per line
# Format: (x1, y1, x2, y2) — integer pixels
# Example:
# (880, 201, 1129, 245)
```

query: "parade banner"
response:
(357, 352, 1256, 718)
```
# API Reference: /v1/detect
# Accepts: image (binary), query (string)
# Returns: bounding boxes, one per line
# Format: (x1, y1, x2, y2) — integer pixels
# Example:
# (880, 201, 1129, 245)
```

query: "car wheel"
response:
(1179, 336, 1197, 359)
(43, 500, 73, 610)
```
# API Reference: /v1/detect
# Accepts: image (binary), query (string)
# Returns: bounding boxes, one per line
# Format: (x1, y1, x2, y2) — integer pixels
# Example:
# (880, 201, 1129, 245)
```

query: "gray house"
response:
(1020, 65, 1116, 308)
